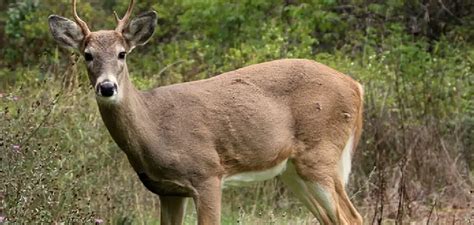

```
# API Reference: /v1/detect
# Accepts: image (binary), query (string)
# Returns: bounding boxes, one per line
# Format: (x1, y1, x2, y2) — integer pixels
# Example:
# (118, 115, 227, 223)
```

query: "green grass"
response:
(2, 0, 473, 223)
(2, 66, 471, 224)
(1, 77, 316, 224)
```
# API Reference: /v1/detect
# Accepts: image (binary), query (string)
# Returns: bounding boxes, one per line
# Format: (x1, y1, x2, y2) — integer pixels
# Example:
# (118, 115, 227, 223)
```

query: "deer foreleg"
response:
(160, 196, 187, 225)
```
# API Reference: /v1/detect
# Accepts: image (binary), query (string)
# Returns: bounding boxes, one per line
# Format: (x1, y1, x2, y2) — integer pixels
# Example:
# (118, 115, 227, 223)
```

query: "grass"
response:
(1, 77, 316, 224)
(1, 0, 472, 223)
(1, 51, 471, 224)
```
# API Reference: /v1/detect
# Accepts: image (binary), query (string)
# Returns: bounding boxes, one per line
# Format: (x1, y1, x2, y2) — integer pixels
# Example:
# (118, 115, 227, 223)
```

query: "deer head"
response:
(48, 0, 157, 103)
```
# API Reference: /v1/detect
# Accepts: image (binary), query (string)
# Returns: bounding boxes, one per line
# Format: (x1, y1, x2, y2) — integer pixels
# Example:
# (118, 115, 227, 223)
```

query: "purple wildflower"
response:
(94, 218, 104, 224)
(12, 145, 20, 152)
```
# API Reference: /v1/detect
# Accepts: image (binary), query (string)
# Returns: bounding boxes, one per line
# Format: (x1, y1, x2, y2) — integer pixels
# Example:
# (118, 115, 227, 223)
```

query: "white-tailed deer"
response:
(49, 0, 364, 224)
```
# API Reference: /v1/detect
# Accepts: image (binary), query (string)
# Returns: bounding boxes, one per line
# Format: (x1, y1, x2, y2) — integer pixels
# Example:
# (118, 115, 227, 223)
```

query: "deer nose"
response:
(98, 80, 117, 97)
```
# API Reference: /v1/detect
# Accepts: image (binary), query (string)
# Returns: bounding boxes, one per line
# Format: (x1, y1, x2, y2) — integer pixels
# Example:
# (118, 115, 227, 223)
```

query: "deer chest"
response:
(137, 173, 193, 197)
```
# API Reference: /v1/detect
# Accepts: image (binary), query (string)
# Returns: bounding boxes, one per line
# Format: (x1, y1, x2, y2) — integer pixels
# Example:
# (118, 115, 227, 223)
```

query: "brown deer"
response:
(48, 0, 364, 224)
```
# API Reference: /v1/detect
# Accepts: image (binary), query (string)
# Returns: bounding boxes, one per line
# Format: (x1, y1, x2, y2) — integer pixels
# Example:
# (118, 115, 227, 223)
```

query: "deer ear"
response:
(123, 11, 157, 50)
(48, 15, 84, 49)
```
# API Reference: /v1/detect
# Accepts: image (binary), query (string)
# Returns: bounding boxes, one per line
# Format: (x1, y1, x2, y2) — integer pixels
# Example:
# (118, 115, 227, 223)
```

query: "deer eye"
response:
(118, 52, 126, 60)
(84, 52, 93, 61)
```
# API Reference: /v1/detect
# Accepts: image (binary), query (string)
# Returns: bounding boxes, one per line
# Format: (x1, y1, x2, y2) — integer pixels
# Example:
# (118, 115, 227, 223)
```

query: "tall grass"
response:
(0, 70, 312, 224)
(1, 0, 472, 224)
(2, 42, 472, 223)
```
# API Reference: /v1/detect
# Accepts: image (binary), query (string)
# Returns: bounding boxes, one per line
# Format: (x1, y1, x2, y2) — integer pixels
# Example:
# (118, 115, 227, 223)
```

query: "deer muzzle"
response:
(97, 80, 117, 97)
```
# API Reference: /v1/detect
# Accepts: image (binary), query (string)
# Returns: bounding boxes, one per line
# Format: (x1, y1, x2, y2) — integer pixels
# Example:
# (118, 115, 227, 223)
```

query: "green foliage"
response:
(1, 0, 473, 223)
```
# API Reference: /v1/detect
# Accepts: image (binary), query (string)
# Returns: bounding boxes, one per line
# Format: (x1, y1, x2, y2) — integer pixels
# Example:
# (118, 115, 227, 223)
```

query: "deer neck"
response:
(96, 71, 149, 154)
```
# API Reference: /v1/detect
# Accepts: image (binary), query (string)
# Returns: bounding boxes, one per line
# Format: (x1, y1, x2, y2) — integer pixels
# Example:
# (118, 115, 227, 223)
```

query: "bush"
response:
(1, 0, 472, 223)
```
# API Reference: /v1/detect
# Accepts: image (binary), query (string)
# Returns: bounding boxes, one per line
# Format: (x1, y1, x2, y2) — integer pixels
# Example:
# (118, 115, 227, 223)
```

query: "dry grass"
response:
(1, 63, 471, 224)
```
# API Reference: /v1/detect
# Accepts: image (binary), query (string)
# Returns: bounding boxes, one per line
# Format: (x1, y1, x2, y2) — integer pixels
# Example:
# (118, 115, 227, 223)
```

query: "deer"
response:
(48, 0, 364, 224)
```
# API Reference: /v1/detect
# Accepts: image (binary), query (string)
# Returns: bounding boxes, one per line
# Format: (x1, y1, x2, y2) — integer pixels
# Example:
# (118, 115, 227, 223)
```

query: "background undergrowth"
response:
(1, 0, 472, 224)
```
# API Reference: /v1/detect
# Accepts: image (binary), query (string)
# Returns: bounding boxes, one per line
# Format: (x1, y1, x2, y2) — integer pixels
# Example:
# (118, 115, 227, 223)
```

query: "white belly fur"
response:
(222, 159, 288, 188)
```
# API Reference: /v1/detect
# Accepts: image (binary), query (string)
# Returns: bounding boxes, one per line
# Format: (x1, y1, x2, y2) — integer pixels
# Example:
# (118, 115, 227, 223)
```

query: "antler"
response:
(72, 0, 91, 36)
(114, 0, 135, 32)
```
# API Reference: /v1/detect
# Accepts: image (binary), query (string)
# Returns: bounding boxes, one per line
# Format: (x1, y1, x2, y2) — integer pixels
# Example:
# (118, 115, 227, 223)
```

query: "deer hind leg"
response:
(160, 196, 187, 225)
(280, 162, 331, 223)
(280, 143, 362, 224)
